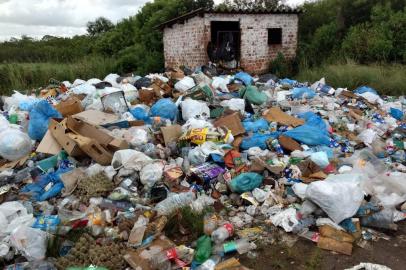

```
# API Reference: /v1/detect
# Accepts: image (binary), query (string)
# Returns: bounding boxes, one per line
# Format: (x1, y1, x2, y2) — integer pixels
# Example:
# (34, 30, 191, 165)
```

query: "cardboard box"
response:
(37, 130, 62, 155)
(263, 107, 305, 127)
(138, 89, 158, 105)
(55, 97, 84, 117)
(319, 225, 355, 243)
(124, 235, 175, 270)
(161, 125, 182, 145)
(279, 135, 303, 152)
(317, 236, 353, 255)
(67, 133, 113, 165)
(73, 110, 119, 126)
(214, 112, 245, 136)
(49, 119, 84, 157)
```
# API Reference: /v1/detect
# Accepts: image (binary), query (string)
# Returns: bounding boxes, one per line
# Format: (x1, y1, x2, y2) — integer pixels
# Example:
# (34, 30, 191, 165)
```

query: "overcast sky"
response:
(0, 0, 305, 41)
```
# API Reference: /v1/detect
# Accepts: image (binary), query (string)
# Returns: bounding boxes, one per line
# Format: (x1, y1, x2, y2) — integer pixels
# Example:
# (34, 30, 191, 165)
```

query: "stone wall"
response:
(163, 13, 298, 74)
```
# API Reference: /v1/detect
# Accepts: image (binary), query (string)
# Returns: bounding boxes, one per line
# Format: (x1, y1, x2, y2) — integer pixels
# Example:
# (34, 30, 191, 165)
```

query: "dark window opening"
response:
(208, 21, 240, 64)
(268, 28, 282, 45)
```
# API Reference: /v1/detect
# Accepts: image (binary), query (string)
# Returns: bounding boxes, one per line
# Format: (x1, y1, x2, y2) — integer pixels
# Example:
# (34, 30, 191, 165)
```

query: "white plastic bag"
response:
(181, 99, 210, 121)
(212, 77, 229, 93)
(182, 118, 213, 132)
(0, 128, 32, 161)
(125, 127, 149, 147)
(175, 77, 195, 92)
(140, 162, 164, 188)
(269, 208, 299, 232)
(103, 73, 120, 88)
(10, 226, 47, 261)
(292, 183, 308, 200)
(111, 149, 152, 171)
(220, 99, 245, 115)
(306, 174, 364, 223)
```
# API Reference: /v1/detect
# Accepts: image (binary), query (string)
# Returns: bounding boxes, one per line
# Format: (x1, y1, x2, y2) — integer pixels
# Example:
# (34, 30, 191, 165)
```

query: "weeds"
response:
(295, 63, 406, 96)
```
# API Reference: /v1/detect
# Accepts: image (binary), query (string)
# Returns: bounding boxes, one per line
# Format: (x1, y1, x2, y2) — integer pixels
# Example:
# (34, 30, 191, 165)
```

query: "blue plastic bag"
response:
(150, 98, 177, 121)
(28, 100, 62, 141)
(19, 99, 39, 111)
(242, 118, 269, 133)
(298, 112, 327, 132)
(130, 107, 152, 123)
(354, 86, 378, 95)
(279, 78, 297, 85)
(240, 132, 279, 150)
(292, 87, 316, 99)
(234, 72, 254, 86)
(390, 108, 404, 120)
(229, 172, 263, 193)
(284, 125, 331, 146)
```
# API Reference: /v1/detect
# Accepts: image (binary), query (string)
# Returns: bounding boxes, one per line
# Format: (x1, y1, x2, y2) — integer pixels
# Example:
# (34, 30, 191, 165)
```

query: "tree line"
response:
(0, 0, 404, 75)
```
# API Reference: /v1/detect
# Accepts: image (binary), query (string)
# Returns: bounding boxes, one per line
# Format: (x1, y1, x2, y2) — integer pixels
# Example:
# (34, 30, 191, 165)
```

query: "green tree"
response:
(87, 17, 114, 36)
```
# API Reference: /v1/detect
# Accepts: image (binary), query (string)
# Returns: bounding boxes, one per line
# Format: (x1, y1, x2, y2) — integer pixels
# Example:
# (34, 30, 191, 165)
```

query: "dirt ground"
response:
(240, 222, 406, 270)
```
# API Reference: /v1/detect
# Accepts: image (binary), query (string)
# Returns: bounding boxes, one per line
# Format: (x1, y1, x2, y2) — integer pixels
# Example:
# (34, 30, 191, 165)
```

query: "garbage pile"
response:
(0, 66, 405, 269)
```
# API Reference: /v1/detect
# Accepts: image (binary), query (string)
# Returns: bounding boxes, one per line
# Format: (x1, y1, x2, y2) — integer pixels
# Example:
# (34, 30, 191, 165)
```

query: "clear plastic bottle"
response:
(196, 255, 221, 270)
(211, 223, 233, 244)
(155, 192, 195, 216)
(214, 238, 252, 255)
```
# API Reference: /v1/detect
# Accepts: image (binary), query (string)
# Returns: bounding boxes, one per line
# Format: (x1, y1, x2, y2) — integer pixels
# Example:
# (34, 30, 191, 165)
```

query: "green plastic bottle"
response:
(194, 235, 212, 263)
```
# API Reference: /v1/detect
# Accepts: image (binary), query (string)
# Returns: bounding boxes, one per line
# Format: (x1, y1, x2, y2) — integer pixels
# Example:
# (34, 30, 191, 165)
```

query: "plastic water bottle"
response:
(211, 223, 233, 244)
(196, 255, 221, 270)
(155, 192, 195, 216)
(213, 238, 253, 255)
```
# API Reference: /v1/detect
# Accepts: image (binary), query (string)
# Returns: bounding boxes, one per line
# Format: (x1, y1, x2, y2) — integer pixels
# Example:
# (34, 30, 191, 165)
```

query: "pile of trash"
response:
(0, 66, 405, 270)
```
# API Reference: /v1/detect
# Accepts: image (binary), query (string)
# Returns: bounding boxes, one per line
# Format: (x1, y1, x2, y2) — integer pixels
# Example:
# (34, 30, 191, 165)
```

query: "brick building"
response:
(159, 7, 300, 74)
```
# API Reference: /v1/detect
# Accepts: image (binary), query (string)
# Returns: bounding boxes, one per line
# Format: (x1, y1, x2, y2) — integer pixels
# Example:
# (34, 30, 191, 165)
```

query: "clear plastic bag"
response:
(0, 128, 32, 161)
(181, 98, 210, 121)
(10, 226, 47, 261)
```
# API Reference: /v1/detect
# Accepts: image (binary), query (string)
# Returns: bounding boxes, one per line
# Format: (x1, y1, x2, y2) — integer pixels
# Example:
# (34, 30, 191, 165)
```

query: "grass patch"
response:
(295, 63, 406, 96)
(305, 248, 322, 270)
(0, 56, 116, 95)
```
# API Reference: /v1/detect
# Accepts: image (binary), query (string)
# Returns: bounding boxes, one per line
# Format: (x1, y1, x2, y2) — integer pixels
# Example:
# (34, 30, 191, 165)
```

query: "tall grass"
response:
(0, 56, 116, 95)
(295, 63, 406, 96)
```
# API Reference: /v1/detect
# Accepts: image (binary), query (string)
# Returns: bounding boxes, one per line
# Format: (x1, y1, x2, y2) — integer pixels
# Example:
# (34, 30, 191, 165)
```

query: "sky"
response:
(0, 0, 305, 41)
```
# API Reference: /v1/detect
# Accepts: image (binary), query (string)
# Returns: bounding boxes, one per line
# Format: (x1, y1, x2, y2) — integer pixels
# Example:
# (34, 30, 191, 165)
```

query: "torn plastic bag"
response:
(306, 174, 364, 223)
(284, 124, 331, 146)
(10, 226, 47, 261)
(28, 100, 62, 141)
(229, 172, 263, 193)
(111, 149, 152, 171)
(240, 133, 279, 150)
(150, 98, 177, 121)
(292, 87, 316, 99)
(390, 107, 403, 120)
(268, 208, 299, 232)
(212, 77, 229, 93)
(140, 162, 164, 188)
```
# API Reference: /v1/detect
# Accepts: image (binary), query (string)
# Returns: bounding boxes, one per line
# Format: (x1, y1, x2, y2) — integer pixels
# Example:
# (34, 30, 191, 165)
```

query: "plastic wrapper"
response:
(268, 208, 299, 232)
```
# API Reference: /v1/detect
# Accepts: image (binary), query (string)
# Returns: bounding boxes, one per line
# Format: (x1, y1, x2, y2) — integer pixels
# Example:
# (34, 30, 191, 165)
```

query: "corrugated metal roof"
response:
(157, 6, 302, 29)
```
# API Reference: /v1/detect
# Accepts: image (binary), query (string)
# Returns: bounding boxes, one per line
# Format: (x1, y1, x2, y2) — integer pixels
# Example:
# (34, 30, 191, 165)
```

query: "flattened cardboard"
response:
(73, 110, 119, 126)
(49, 119, 84, 157)
(317, 236, 353, 255)
(37, 130, 62, 155)
(161, 125, 182, 145)
(279, 135, 303, 152)
(67, 117, 112, 146)
(0, 155, 29, 171)
(263, 107, 304, 127)
(214, 112, 245, 136)
(55, 97, 84, 117)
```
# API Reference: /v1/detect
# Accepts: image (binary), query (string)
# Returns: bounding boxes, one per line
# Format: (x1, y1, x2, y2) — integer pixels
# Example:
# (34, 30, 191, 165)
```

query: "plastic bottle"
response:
(128, 216, 148, 247)
(211, 223, 233, 244)
(196, 255, 221, 270)
(213, 238, 252, 255)
(203, 213, 218, 236)
(155, 192, 195, 216)
(360, 209, 398, 230)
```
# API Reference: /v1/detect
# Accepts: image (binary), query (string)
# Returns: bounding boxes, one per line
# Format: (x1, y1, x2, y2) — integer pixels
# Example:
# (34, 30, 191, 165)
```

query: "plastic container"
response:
(155, 192, 195, 216)
(211, 223, 233, 244)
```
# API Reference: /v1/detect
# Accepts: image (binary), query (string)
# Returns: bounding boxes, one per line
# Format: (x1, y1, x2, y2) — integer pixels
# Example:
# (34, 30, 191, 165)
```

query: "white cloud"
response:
(0, 0, 306, 41)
